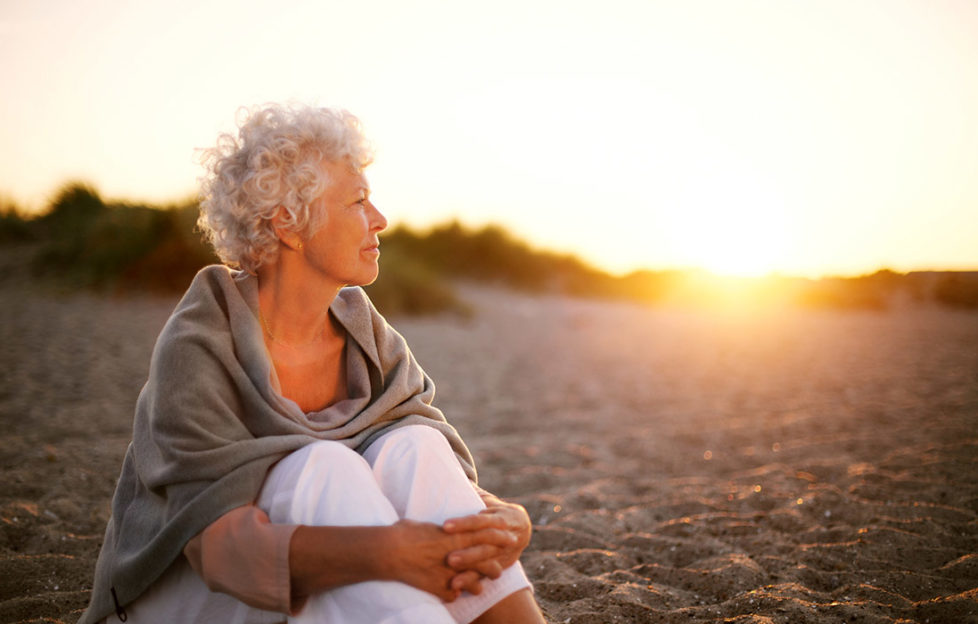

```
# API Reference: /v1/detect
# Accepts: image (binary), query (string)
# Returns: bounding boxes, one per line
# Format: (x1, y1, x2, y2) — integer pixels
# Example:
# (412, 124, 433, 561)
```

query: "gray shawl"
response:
(79, 265, 476, 624)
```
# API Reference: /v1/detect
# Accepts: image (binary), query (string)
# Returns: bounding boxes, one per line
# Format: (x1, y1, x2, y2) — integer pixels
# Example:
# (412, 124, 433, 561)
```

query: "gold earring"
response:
(297, 241, 304, 251)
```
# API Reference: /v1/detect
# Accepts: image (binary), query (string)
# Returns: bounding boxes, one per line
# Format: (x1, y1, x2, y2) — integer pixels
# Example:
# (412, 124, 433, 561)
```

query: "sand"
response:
(1, 269, 976, 623)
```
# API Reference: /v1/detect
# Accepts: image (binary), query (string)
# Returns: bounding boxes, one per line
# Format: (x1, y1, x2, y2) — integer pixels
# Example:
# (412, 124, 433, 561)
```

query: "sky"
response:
(1, 0, 976, 278)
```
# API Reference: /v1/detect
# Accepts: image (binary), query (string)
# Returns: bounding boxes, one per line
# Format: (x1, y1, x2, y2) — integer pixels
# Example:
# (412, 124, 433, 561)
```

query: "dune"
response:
(1, 266, 976, 623)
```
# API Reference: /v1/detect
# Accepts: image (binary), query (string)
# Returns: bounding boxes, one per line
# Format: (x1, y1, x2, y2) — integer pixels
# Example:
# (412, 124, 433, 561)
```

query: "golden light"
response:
(0, 1, 975, 277)
(662, 168, 796, 278)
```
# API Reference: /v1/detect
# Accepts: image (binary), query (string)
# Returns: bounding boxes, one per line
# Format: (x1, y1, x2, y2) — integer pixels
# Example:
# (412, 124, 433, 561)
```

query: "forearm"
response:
(290, 519, 504, 603)
(185, 505, 299, 613)
(288, 525, 389, 598)
(186, 510, 408, 609)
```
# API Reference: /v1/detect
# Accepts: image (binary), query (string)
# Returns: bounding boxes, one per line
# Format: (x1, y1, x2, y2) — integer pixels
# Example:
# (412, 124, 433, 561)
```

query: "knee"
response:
(291, 441, 376, 493)
(376, 425, 454, 459)
(300, 439, 371, 468)
(365, 425, 467, 485)
(277, 439, 374, 484)
(261, 440, 389, 525)
(366, 425, 481, 522)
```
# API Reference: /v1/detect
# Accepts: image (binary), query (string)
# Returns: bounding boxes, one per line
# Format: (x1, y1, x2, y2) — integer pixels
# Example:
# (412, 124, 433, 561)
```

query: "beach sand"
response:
(1, 271, 976, 623)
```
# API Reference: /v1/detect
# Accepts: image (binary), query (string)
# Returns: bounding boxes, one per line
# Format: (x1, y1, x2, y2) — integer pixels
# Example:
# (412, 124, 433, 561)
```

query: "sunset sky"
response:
(1, 0, 976, 277)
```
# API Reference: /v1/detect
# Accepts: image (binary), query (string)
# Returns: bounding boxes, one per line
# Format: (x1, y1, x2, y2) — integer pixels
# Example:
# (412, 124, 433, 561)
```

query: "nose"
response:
(368, 201, 388, 232)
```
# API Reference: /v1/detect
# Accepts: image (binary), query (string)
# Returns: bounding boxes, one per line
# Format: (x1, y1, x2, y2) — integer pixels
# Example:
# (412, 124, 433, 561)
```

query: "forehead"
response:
(321, 159, 368, 194)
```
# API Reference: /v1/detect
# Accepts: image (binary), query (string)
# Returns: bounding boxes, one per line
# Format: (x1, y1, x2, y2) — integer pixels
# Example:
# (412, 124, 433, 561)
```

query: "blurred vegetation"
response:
(366, 244, 470, 317)
(932, 272, 978, 309)
(2, 182, 977, 314)
(8, 182, 219, 293)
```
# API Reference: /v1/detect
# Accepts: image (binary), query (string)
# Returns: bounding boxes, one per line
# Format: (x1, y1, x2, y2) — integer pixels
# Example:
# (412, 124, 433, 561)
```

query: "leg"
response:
(260, 439, 399, 526)
(363, 426, 538, 624)
(363, 425, 485, 523)
(257, 440, 455, 624)
(472, 588, 546, 624)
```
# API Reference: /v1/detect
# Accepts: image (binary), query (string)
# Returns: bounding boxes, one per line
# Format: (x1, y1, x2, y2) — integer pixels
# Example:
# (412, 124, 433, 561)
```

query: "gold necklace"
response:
(258, 310, 325, 349)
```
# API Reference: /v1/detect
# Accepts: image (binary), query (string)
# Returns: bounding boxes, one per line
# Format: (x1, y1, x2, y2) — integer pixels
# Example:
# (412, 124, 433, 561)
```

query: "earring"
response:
(297, 241, 304, 251)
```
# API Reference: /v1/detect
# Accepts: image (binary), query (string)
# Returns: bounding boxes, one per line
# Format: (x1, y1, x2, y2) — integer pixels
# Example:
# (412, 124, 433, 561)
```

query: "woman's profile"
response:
(78, 104, 545, 623)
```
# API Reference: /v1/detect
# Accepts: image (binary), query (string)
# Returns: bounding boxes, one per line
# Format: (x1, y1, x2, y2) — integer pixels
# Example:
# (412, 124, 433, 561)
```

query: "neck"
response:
(255, 251, 342, 348)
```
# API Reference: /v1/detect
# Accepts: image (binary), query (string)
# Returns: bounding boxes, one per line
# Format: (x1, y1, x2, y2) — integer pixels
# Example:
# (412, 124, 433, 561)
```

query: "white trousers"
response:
(110, 425, 530, 624)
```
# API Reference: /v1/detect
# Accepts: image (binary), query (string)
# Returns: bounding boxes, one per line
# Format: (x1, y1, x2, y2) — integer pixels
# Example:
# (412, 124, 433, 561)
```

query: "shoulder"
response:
(185, 264, 244, 304)
(153, 265, 243, 361)
(176, 264, 250, 319)
(139, 267, 257, 423)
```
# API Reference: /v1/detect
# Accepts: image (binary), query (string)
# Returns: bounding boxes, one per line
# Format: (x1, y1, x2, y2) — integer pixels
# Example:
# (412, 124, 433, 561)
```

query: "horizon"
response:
(6, 178, 976, 282)
(2, 0, 976, 279)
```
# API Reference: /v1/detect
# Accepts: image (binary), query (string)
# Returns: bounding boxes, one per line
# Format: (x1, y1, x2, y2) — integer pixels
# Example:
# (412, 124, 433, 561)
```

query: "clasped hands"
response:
(386, 493, 531, 603)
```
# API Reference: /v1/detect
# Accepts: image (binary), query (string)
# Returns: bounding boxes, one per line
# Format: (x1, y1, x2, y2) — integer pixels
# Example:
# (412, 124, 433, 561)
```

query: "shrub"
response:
(934, 273, 978, 309)
(8, 180, 978, 315)
(26, 183, 217, 292)
(365, 246, 468, 317)
(0, 199, 36, 243)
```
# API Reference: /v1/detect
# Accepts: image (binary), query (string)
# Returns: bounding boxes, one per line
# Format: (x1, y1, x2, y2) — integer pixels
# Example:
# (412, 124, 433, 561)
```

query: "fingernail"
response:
(444, 521, 455, 530)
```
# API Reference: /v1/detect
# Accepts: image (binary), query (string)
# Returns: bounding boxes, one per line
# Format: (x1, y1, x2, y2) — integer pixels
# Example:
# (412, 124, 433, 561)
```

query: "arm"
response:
(184, 505, 300, 613)
(289, 518, 517, 603)
(187, 506, 518, 610)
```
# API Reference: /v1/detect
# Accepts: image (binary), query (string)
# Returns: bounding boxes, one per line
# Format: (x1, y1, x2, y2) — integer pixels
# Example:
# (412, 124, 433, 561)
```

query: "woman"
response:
(79, 104, 545, 623)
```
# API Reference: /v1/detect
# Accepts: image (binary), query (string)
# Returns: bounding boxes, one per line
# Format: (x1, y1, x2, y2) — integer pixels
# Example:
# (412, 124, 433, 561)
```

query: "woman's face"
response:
(301, 159, 388, 289)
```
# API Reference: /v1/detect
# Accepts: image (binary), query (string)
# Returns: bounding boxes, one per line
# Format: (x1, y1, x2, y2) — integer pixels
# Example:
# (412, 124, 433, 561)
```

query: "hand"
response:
(383, 518, 517, 602)
(442, 492, 532, 593)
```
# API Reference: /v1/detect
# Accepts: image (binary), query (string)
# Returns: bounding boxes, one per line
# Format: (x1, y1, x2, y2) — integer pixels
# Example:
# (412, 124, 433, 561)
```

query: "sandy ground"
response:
(1, 266, 977, 623)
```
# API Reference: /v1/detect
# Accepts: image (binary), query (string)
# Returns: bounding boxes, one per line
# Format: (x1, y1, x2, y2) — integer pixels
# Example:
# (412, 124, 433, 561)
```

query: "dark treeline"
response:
(1, 183, 216, 292)
(3, 182, 977, 314)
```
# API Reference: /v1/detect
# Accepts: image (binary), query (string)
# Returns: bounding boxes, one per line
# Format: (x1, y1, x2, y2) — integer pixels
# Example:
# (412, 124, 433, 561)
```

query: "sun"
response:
(663, 172, 796, 277)
(672, 209, 794, 278)
(691, 213, 792, 277)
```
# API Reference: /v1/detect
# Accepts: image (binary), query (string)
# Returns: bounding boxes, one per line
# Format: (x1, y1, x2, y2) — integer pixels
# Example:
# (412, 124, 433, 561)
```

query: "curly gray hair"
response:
(197, 104, 373, 273)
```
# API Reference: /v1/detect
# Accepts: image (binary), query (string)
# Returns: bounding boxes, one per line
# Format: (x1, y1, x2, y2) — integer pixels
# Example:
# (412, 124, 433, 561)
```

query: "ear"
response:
(275, 226, 304, 253)
(269, 209, 303, 253)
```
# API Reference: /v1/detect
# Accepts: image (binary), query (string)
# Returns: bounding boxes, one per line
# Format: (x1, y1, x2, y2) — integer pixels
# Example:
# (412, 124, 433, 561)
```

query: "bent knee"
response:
(270, 440, 372, 483)
(260, 440, 389, 524)
(373, 424, 454, 458)
(299, 439, 370, 467)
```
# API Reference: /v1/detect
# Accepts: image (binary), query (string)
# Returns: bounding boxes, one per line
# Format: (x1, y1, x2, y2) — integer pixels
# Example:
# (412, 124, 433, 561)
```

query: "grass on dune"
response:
(3, 182, 977, 314)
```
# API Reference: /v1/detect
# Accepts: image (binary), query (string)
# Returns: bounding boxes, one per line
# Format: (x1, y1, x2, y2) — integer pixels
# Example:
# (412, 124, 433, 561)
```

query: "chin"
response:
(351, 269, 380, 288)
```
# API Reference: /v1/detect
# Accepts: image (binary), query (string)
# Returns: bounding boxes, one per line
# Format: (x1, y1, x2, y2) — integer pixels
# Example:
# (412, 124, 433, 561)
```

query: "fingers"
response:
(450, 526, 517, 554)
(443, 509, 527, 574)
(435, 585, 461, 603)
(443, 511, 507, 533)
(475, 559, 503, 580)
(450, 570, 484, 595)
(386, 520, 477, 602)
(447, 543, 504, 570)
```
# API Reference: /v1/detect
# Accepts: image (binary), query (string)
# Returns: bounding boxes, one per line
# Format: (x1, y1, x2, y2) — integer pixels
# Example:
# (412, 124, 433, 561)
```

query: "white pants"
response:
(110, 425, 530, 624)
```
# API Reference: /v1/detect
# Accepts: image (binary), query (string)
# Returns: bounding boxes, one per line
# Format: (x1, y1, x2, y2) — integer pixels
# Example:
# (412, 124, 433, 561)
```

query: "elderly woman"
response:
(79, 104, 545, 624)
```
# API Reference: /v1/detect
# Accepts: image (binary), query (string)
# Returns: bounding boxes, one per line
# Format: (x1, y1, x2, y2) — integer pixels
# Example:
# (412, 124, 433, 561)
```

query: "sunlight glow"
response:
(664, 170, 795, 277)
(0, 0, 976, 277)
